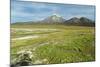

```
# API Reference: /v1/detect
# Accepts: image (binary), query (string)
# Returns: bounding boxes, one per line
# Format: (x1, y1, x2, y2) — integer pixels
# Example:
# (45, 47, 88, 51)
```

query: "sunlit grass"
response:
(11, 24, 95, 64)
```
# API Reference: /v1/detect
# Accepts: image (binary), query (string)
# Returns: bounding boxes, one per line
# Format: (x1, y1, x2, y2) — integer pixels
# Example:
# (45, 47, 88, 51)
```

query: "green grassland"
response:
(11, 24, 95, 65)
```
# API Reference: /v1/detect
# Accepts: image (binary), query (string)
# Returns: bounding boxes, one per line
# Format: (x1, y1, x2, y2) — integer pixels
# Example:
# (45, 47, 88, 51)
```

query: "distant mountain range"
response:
(64, 17, 95, 26)
(12, 14, 95, 26)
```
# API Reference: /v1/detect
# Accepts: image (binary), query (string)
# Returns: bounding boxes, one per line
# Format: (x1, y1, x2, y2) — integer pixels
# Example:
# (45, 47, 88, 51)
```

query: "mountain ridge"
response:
(41, 14, 66, 23)
(64, 17, 95, 26)
(12, 15, 95, 26)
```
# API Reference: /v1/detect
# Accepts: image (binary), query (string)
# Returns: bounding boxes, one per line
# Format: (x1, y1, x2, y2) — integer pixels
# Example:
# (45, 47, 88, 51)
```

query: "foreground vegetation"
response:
(11, 24, 95, 66)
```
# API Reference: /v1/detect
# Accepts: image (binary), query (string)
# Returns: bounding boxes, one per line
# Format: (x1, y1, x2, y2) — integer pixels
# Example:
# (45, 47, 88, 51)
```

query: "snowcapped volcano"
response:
(42, 14, 66, 23)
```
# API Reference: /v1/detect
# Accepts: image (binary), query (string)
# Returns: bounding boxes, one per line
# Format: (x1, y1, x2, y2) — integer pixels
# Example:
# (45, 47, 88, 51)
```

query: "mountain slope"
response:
(42, 14, 66, 23)
(64, 17, 95, 26)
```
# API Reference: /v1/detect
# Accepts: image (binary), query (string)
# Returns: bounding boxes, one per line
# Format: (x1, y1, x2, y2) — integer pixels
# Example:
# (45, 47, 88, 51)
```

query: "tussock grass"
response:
(11, 24, 95, 65)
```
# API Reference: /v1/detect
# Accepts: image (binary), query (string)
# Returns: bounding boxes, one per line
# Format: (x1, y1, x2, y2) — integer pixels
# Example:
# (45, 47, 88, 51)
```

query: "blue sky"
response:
(11, 0, 95, 23)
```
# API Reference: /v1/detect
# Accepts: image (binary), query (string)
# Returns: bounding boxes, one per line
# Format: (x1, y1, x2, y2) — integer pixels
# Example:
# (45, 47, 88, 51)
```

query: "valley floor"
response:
(11, 24, 95, 65)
